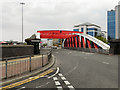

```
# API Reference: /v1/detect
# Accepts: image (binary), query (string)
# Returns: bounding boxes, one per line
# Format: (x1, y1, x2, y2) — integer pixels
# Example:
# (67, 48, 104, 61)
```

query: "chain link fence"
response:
(0, 50, 52, 80)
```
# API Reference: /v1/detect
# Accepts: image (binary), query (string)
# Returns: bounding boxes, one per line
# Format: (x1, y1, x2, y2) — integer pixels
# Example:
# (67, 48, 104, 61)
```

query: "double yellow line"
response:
(0, 69, 53, 90)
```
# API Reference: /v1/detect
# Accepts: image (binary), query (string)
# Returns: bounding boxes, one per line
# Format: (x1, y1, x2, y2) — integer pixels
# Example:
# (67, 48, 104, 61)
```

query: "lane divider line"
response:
(53, 77, 58, 81)
(61, 77, 66, 80)
(102, 62, 109, 65)
(0, 69, 53, 90)
(64, 81, 70, 85)
(68, 85, 75, 90)
(58, 73, 63, 77)
(57, 73, 76, 90)
(55, 81, 61, 86)
(57, 86, 63, 90)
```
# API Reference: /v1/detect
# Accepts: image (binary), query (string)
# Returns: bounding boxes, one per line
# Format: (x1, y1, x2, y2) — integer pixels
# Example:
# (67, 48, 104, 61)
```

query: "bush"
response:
(95, 36, 108, 44)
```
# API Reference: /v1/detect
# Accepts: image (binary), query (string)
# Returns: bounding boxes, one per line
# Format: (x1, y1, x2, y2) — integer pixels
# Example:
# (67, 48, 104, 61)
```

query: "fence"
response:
(0, 50, 52, 80)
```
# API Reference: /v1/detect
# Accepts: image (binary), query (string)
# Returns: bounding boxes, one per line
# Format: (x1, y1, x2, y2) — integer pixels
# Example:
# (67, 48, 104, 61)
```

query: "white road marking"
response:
(48, 67, 60, 79)
(58, 73, 63, 77)
(85, 53, 94, 55)
(36, 82, 50, 88)
(51, 69, 75, 90)
(102, 62, 109, 64)
(107, 57, 112, 59)
(55, 81, 61, 86)
(65, 63, 79, 75)
(64, 81, 70, 85)
(17, 87, 25, 90)
(53, 77, 58, 81)
(61, 77, 66, 80)
(57, 86, 63, 90)
(68, 85, 75, 90)
(29, 77, 33, 79)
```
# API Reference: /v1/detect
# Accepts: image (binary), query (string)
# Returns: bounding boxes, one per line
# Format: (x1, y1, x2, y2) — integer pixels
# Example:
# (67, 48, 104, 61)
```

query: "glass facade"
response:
(87, 32, 94, 36)
(107, 10, 116, 39)
(73, 29, 79, 31)
(87, 28, 97, 30)
(81, 28, 84, 32)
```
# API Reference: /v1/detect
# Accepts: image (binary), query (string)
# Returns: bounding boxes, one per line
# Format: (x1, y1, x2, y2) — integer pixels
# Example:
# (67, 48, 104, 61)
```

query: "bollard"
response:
(5, 59, 8, 79)
(29, 56, 31, 72)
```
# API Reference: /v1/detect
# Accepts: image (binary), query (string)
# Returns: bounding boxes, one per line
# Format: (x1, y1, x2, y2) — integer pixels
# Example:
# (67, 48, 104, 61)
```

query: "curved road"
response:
(11, 49, 118, 89)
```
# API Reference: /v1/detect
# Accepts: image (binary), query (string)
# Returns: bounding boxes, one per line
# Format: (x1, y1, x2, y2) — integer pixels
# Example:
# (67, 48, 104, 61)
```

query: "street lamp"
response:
(20, 2, 25, 43)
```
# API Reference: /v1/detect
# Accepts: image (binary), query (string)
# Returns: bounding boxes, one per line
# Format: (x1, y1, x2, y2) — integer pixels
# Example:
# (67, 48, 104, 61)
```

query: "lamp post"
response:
(20, 2, 25, 43)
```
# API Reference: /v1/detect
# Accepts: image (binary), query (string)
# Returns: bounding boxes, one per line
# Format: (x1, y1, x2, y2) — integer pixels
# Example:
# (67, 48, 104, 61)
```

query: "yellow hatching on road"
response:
(0, 69, 53, 90)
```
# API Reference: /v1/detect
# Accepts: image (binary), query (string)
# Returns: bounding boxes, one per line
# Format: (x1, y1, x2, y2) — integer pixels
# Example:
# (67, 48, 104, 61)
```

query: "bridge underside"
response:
(37, 30, 110, 51)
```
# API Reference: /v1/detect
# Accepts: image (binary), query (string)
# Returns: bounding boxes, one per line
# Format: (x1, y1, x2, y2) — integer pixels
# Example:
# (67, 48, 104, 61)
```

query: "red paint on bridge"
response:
(37, 30, 100, 51)
(37, 30, 83, 39)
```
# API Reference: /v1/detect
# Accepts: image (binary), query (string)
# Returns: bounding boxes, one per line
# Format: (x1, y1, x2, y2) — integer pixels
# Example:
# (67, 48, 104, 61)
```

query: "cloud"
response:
(1, 0, 119, 41)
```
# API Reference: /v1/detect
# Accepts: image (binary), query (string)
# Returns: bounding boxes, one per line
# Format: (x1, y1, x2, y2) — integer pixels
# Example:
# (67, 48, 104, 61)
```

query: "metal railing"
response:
(0, 50, 52, 80)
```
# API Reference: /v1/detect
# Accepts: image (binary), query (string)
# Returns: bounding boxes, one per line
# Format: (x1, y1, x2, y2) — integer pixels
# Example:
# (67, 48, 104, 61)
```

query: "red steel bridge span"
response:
(37, 30, 110, 51)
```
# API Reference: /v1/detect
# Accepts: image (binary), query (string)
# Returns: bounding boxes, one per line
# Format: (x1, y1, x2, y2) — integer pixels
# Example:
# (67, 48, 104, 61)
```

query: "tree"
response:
(108, 36, 111, 41)
(43, 43, 47, 47)
(95, 36, 108, 44)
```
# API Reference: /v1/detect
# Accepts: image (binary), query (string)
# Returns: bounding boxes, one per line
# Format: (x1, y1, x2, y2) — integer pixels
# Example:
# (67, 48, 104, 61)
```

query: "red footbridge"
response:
(37, 30, 110, 51)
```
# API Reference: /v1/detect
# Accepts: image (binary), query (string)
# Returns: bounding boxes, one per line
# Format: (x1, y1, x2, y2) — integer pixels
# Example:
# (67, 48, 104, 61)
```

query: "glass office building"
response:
(107, 2, 120, 39)
(107, 10, 116, 39)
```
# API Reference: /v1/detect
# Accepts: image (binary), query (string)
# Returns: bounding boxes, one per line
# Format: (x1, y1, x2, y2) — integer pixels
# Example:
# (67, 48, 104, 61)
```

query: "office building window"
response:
(81, 28, 84, 32)
(73, 29, 79, 31)
(88, 32, 94, 36)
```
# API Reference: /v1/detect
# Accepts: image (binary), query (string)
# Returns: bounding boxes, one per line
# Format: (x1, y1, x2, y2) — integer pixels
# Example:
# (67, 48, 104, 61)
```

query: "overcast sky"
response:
(1, 0, 120, 41)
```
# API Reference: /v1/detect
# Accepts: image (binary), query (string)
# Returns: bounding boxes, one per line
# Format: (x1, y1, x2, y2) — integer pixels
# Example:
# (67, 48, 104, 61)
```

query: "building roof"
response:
(74, 22, 101, 28)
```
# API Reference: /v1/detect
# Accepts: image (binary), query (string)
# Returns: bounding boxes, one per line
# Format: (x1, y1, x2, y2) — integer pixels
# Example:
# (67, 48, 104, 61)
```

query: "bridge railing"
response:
(0, 50, 52, 80)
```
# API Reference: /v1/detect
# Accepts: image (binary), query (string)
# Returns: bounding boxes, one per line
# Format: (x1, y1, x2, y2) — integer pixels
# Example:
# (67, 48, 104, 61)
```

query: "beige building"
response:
(115, 2, 120, 39)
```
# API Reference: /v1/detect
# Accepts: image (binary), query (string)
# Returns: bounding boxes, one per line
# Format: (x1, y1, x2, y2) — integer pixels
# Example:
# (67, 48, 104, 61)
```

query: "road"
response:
(8, 49, 118, 89)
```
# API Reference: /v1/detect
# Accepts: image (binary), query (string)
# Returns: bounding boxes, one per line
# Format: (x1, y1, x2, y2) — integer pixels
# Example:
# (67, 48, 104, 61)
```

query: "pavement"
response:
(1, 55, 48, 79)
(1, 48, 119, 90)
(0, 50, 55, 88)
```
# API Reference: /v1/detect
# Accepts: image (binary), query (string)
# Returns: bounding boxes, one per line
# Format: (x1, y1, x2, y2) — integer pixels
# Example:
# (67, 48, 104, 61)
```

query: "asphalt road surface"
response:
(10, 48, 118, 90)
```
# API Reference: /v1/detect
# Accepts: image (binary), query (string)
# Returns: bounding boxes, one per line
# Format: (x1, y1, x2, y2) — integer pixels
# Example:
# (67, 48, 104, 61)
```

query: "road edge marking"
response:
(48, 67, 59, 79)
(0, 69, 53, 90)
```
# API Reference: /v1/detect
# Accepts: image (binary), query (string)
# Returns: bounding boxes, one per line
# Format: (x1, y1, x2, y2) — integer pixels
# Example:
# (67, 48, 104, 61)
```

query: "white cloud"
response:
(1, 0, 119, 41)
